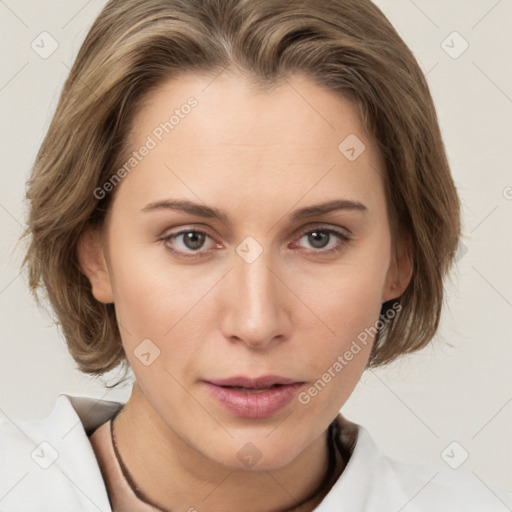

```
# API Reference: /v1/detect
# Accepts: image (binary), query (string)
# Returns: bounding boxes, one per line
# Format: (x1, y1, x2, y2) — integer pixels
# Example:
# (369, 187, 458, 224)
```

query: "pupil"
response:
(309, 231, 329, 249)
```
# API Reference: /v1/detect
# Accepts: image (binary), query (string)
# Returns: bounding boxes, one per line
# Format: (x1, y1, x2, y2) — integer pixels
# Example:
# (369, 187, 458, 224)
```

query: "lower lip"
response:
(204, 382, 303, 419)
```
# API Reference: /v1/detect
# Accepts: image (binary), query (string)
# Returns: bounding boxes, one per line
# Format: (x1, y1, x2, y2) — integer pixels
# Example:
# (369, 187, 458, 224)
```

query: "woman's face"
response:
(83, 70, 410, 469)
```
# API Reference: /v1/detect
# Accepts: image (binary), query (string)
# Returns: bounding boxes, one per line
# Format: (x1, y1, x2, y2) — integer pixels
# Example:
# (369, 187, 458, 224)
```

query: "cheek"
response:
(106, 240, 213, 375)
(109, 260, 166, 331)
(299, 254, 389, 349)
(294, 282, 380, 420)
(292, 247, 389, 404)
(104, 240, 180, 365)
(307, 279, 380, 377)
(335, 276, 385, 344)
(107, 230, 187, 324)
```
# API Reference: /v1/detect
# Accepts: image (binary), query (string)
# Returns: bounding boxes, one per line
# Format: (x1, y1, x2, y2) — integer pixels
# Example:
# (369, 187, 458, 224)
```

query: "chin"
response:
(202, 432, 308, 471)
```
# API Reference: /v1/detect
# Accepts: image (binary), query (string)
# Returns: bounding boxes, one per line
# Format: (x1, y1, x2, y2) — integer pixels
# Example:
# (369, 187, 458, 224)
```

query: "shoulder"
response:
(382, 452, 512, 511)
(0, 394, 123, 511)
(320, 415, 512, 512)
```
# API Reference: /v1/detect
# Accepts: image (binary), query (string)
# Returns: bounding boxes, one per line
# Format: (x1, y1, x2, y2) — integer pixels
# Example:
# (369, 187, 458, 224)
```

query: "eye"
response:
(294, 226, 351, 255)
(158, 225, 352, 259)
(159, 229, 218, 258)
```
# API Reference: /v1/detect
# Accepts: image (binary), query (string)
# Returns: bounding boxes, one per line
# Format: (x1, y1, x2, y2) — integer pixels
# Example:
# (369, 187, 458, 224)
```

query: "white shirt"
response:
(1, 393, 511, 511)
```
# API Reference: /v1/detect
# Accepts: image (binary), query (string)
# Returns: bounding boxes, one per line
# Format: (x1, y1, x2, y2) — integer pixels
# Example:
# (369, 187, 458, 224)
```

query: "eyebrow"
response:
(141, 198, 367, 226)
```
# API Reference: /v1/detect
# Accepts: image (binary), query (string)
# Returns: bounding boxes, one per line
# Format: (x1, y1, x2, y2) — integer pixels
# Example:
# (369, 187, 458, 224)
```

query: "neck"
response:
(113, 383, 340, 512)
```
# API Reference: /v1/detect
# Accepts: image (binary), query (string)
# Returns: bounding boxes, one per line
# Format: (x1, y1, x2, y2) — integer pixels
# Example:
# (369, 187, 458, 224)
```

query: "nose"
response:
(220, 248, 292, 350)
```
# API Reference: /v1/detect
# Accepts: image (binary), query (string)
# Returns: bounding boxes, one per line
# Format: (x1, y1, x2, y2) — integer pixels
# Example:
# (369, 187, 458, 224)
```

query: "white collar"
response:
(11, 392, 500, 511)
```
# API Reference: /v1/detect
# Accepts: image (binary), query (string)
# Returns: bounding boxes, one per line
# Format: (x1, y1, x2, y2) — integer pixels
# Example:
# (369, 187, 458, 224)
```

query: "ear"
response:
(77, 227, 114, 304)
(382, 231, 413, 302)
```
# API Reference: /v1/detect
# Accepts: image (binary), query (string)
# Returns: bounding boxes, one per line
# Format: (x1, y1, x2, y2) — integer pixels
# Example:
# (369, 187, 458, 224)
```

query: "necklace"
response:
(109, 407, 168, 511)
(110, 408, 346, 512)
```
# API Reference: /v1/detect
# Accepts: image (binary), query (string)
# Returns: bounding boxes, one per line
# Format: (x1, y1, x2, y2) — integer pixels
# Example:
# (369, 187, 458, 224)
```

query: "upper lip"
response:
(205, 375, 300, 389)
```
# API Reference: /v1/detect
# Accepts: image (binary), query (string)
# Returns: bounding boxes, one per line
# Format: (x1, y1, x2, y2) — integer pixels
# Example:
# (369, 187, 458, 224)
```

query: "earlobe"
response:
(77, 228, 114, 304)
(382, 234, 413, 302)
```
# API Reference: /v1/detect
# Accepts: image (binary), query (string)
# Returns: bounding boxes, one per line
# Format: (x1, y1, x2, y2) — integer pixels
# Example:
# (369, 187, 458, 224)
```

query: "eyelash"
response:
(158, 225, 351, 260)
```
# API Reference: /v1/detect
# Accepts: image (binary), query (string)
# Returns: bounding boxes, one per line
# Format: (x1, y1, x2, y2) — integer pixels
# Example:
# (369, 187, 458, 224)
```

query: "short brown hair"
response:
(22, 0, 461, 384)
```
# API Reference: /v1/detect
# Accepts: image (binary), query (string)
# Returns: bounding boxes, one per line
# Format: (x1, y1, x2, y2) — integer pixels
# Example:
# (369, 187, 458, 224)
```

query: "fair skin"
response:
(80, 69, 412, 511)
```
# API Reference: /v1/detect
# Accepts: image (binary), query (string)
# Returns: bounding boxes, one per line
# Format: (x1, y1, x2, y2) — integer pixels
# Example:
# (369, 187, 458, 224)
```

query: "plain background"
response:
(1, 0, 511, 493)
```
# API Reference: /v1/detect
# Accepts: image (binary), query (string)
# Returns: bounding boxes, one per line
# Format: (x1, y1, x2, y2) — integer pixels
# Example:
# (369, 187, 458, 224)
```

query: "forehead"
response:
(131, 70, 370, 149)
(115, 70, 385, 217)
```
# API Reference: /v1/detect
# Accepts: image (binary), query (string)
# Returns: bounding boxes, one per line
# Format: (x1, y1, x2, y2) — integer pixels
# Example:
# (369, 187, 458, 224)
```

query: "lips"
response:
(206, 375, 298, 389)
(203, 375, 304, 419)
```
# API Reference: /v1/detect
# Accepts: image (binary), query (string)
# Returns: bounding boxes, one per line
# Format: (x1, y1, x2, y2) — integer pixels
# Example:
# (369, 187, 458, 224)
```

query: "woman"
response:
(1, 0, 510, 510)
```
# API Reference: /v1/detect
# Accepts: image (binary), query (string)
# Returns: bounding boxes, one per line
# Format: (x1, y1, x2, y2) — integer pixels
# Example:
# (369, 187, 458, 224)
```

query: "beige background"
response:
(1, 0, 511, 493)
